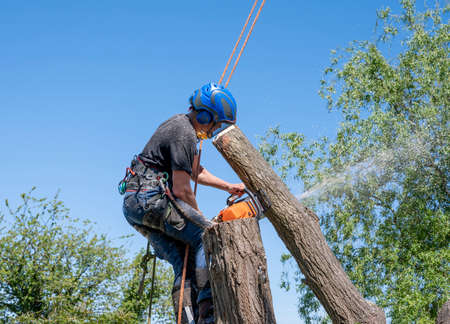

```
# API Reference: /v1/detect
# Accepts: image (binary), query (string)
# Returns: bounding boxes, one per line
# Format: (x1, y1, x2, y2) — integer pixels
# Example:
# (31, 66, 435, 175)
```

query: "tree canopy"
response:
(0, 188, 174, 323)
(260, 1, 449, 323)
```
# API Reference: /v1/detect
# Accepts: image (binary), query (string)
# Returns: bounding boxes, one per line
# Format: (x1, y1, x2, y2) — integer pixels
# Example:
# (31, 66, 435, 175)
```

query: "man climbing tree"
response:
(120, 82, 244, 324)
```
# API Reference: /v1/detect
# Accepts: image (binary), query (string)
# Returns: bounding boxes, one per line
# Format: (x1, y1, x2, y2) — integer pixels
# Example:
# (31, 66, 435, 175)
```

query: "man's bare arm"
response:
(172, 170, 199, 211)
(192, 164, 245, 195)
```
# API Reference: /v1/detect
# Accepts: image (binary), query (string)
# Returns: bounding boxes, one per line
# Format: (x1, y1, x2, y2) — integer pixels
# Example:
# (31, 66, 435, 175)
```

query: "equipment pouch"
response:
(165, 201, 186, 231)
(142, 194, 169, 231)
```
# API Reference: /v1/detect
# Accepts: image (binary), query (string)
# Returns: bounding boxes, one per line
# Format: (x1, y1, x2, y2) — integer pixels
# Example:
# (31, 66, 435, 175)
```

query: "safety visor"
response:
(209, 122, 233, 138)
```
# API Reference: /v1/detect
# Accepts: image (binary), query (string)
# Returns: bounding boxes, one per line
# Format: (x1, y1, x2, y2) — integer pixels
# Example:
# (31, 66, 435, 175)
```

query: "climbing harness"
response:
(120, 156, 169, 323)
(118, 156, 169, 195)
(118, 167, 135, 195)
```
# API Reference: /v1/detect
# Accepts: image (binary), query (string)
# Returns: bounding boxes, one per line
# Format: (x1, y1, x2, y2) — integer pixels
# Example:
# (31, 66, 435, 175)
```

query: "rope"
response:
(177, 139, 204, 324)
(138, 241, 152, 298)
(218, 0, 259, 85)
(177, 245, 189, 324)
(141, 240, 157, 324)
(194, 140, 204, 196)
(225, 0, 266, 87)
(147, 256, 157, 324)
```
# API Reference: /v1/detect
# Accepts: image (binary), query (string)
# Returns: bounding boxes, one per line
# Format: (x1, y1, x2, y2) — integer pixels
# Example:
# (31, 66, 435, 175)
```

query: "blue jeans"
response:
(123, 191, 212, 303)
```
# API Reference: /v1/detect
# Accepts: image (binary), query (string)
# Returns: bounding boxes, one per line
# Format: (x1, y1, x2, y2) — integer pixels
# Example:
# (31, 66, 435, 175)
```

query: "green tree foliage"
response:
(0, 188, 174, 323)
(259, 1, 449, 323)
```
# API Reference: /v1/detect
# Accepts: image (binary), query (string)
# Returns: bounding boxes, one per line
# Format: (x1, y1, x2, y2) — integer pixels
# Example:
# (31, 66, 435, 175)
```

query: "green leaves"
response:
(261, 1, 449, 322)
(0, 190, 123, 321)
(0, 190, 174, 323)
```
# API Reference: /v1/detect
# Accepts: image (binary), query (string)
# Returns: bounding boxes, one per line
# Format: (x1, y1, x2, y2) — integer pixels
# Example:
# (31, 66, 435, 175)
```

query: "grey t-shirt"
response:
(139, 114, 198, 186)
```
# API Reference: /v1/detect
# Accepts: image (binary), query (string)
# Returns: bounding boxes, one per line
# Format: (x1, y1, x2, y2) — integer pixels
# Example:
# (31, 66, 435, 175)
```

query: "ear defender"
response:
(196, 110, 213, 125)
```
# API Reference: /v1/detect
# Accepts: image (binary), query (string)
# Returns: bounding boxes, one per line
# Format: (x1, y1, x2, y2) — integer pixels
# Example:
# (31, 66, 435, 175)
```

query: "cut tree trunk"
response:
(203, 218, 276, 324)
(436, 300, 450, 324)
(213, 125, 386, 324)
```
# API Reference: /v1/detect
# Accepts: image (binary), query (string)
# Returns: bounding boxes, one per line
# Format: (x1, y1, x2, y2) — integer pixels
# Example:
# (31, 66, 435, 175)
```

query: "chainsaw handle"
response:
(226, 194, 240, 206)
(226, 187, 249, 206)
(225, 188, 263, 219)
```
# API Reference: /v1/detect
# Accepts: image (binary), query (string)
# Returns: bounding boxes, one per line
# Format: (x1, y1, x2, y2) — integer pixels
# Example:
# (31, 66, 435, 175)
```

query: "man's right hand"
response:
(227, 183, 245, 196)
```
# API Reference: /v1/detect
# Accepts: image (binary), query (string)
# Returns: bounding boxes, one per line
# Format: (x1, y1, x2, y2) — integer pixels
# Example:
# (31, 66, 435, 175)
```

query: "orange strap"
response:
(177, 244, 189, 324)
(218, 0, 259, 85)
(177, 140, 203, 324)
(219, 0, 266, 87)
(193, 140, 203, 196)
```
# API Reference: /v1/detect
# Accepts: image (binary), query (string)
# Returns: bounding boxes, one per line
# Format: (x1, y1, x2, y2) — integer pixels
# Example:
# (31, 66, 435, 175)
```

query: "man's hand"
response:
(227, 183, 245, 196)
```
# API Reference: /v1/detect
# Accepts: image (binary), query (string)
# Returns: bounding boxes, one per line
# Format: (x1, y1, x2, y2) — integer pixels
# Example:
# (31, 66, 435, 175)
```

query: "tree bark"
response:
(436, 300, 450, 324)
(203, 218, 276, 324)
(213, 125, 385, 324)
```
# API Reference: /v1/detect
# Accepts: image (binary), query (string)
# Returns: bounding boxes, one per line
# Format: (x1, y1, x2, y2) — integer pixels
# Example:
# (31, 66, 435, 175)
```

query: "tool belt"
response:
(119, 156, 186, 231)
(128, 156, 169, 192)
(118, 156, 169, 194)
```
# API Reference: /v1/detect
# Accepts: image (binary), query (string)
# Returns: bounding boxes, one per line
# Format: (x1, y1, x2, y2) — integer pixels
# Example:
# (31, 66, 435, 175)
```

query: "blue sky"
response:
(1, 1, 402, 322)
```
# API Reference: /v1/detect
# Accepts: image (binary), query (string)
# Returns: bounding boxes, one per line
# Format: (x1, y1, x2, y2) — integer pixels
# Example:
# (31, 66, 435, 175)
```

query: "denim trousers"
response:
(123, 190, 212, 303)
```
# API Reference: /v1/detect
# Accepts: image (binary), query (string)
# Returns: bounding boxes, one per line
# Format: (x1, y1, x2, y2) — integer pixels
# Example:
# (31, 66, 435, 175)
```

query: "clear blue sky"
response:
(1, 1, 402, 322)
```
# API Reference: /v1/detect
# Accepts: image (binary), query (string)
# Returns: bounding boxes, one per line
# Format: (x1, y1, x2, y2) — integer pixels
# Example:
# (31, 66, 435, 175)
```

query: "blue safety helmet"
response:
(189, 82, 237, 137)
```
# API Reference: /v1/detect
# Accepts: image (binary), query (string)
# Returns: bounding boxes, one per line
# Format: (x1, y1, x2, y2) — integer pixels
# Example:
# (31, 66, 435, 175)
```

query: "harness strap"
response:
(137, 155, 163, 173)
(125, 156, 169, 192)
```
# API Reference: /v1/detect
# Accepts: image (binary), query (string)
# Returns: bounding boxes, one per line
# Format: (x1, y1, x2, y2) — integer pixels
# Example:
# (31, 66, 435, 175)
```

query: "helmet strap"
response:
(196, 130, 209, 140)
(206, 123, 218, 139)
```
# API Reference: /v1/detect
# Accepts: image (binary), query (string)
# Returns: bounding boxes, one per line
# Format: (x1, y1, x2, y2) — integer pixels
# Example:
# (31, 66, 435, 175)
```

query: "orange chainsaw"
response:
(216, 188, 266, 222)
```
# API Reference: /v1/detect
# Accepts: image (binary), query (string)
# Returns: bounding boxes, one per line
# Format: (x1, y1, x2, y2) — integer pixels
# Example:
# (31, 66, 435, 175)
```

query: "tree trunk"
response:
(212, 125, 385, 324)
(203, 218, 276, 324)
(436, 300, 450, 324)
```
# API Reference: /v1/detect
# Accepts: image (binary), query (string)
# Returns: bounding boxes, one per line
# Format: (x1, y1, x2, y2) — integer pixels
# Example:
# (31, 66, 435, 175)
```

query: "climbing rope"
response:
(147, 255, 157, 324)
(139, 240, 157, 324)
(218, 0, 259, 85)
(177, 139, 204, 324)
(194, 140, 204, 196)
(219, 0, 266, 87)
(177, 245, 190, 324)
(138, 241, 152, 298)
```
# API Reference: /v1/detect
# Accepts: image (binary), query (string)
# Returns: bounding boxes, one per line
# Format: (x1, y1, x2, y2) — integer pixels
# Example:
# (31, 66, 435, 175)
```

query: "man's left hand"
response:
(227, 183, 245, 196)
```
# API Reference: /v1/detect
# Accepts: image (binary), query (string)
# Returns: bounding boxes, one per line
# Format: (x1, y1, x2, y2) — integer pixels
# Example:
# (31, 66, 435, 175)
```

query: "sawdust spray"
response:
(297, 135, 431, 202)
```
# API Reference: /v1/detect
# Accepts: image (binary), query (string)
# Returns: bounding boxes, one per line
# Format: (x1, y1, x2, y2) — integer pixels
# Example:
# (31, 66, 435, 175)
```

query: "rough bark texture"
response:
(203, 218, 276, 324)
(213, 125, 386, 324)
(436, 300, 450, 324)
